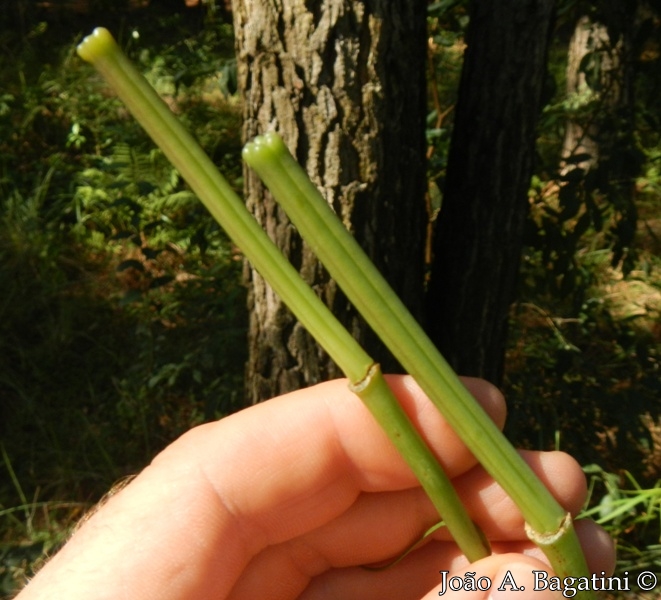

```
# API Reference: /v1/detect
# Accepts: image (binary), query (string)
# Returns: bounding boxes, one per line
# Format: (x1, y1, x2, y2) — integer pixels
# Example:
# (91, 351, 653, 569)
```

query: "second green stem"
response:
(243, 132, 592, 591)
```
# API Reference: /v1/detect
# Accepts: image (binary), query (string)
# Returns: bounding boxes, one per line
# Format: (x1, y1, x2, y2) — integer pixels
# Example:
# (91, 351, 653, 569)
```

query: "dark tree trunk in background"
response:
(561, 15, 626, 172)
(232, 0, 427, 403)
(560, 7, 638, 270)
(426, 0, 556, 385)
(561, 16, 607, 171)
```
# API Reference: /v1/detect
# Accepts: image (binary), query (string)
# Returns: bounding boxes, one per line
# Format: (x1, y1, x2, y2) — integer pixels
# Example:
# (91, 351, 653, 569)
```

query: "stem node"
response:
(525, 512, 572, 547)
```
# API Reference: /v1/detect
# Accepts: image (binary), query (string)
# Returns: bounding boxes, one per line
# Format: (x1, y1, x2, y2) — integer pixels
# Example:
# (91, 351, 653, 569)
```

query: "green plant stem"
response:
(76, 27, 490, 562)
(353, 364, 489, 561)
(242, 132, 593, 592)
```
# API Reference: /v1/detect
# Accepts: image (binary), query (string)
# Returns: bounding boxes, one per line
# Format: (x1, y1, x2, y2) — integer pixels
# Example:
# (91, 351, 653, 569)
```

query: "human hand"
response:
(16, 376, 614, 599)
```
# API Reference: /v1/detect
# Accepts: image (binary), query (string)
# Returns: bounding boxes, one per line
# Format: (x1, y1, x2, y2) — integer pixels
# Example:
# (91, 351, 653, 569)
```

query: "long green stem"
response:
(77, 27, 490, 562)
(242, 133, 593, 591)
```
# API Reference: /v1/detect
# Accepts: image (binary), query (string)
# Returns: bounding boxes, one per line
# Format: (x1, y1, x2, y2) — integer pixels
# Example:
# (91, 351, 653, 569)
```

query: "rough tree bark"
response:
(426, 0, 556, 385)
(232, 0, 427, 403)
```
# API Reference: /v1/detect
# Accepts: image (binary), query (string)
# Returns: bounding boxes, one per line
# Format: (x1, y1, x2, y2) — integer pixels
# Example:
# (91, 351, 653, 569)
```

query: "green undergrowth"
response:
(1, 8, 246, 596)
(504, 206, 661, 594)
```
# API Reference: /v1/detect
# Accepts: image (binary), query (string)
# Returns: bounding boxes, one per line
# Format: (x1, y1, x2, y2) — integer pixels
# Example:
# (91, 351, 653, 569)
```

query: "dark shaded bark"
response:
(232, 0, 427, 402)
(426, 0, 556, 384)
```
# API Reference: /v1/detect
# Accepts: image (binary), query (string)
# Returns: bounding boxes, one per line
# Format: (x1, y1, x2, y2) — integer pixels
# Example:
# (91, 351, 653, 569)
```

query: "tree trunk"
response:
(426, 0, 556, 384)
(561, 15, 625, 172)
(232, 0, 427, 403)
(559, 8, 638, 271)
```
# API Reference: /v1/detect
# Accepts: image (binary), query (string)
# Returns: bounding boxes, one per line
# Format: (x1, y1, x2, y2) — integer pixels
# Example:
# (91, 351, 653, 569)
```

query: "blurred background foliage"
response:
(0, 3, 246, 593)
(1, 0, 661, 595)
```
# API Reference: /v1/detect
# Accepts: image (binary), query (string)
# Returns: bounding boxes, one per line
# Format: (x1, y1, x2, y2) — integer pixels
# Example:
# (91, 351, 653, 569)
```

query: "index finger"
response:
(165, 376, 506, 546)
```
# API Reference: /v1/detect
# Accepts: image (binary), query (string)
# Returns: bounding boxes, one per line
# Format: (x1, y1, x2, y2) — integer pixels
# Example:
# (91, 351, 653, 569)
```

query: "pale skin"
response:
(16, 376, 614, 599)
